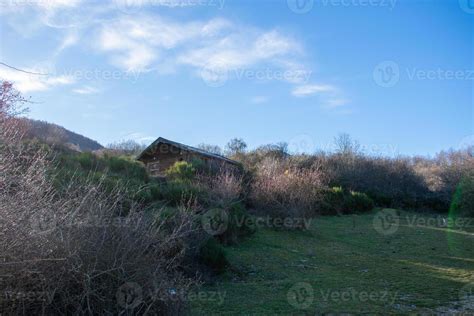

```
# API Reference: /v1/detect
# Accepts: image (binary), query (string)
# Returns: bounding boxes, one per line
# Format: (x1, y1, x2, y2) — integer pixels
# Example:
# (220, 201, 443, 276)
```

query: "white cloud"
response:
(55, 32, 79, 55)
(121, 132, 155, 144)
(73, 86, 100, 95)
(0, 66, 75, 93)
(113, 0, 226, 9)
(95, 14, 308, 84)
(292, 84, 336, 97)
(96, 15, 213, 71)
(0, 0, 82, 11)
(292, 83, 351, 114)
(37, 0, 83, 10)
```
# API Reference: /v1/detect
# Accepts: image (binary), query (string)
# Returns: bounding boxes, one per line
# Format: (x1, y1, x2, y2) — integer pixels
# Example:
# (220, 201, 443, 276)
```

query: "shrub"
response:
(105, 155, 148, 182)
(216, 202, 256, 245)
(166, 161, 196, 182)
(197, 171, 244, 207)
(0, 141, 205, 314)
(76, 151, 97, 170)
(320, 186, 346, 215)
(347, 191, 375, 213)
(450, 174, 474, 217)
(199, 238, 229, 273)
(158, 181, 208, 207)
(0, 88, 205, 314)
(249, 158, 327, 219)
(320, 187, 374, 215)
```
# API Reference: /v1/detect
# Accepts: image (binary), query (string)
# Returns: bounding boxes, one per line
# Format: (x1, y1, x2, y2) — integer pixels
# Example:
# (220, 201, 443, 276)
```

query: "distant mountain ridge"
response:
(23, 119, 104, 152)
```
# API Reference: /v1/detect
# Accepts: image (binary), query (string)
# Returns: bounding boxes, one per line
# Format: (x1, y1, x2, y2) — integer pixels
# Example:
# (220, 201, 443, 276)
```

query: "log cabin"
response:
(137, 137, 240, 177)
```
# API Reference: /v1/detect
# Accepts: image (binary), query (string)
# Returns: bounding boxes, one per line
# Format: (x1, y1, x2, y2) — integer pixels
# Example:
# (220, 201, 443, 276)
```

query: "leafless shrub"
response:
(195, 170, 244, 207)
(0, 82, 203, 315)
(249, 157, 327, 218)
(106, 140, 147, 156)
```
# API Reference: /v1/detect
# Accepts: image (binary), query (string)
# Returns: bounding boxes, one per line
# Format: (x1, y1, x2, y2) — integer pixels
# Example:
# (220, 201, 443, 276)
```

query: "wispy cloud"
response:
(292, 83, 351, 114)
(1, 2, 346, 101)
(121, 132, 156, 144)
(95, 14, 307, 85)
(292, 84, 336, 97)
(73, 86, 100, 95)
(0, 66, 75, 93)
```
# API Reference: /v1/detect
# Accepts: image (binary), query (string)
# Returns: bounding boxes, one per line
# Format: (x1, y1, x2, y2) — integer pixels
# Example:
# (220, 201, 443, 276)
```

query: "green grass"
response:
(192, 210, 474, 315)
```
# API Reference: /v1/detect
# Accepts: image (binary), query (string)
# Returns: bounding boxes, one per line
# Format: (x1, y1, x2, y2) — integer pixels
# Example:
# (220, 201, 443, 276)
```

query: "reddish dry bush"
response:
(249, 158, 327, 218)
(0, 142, 203, 315)
(196, 170, 244, 207)
(0, 81, 203, 315)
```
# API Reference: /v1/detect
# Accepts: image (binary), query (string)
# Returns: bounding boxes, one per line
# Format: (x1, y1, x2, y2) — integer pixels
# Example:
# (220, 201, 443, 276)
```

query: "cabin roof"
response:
(136, 137, 240, 166)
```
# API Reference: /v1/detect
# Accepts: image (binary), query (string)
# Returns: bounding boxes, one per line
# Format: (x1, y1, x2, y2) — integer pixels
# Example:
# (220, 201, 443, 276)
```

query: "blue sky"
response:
(0, 0, 472, 156)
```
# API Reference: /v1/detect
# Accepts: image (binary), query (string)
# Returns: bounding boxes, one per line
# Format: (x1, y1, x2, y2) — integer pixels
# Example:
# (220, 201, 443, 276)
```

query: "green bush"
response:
(346, 191, 375, 213)
(158, 181, 208, 206)
(165, 161, 196, 182)
(320, 187, 346, 215)
(320, 187, 374, 215)
(199, 238, 228, 273)
(105, 156, 148, 182)
(217, 202, 256, 245)
(450, 175, 474, 217)
(76, 152, 98, 170)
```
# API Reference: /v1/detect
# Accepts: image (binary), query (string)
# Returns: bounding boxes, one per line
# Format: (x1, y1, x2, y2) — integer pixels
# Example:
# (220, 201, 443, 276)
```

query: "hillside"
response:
(22, 119, 104, 152)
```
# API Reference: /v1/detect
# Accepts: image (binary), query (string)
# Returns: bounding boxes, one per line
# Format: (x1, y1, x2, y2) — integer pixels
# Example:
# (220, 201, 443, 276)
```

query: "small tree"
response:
(197, 143, 223, 155)
(226, 138, 247, 156)
(0, 81, 28, 141)
(334, 133, 360, 155)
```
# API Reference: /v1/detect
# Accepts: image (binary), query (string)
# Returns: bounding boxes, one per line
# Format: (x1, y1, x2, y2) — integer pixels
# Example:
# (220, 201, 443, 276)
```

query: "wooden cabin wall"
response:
(141, 143, 239, 177)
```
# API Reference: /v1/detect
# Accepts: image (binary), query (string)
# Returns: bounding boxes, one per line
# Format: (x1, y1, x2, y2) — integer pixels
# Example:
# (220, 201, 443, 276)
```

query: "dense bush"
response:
(166, 161, 196, 182)
(249, 158, 327, 219)
(320, 187, 374, 215)
(216, 202, 256, 245)
(199, 238, 229, 273)
(235, 140, 473, 213)
(450, 174, 474, 217)
(0, 82, 207, 314)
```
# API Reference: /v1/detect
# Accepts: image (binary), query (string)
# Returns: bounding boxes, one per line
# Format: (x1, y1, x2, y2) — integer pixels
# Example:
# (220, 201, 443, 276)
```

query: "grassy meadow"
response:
(192, 210, 474, 314)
